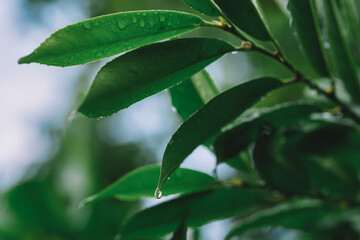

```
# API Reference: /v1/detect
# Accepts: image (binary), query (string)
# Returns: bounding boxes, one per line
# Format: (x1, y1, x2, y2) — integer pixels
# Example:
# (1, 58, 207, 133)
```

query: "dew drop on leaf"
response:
(160, 15, 166, 22)
(154, 188, 162, 199)
(83, 22, 92, 30)
(139, 20, 146, 28)
(117, 21, 128, 30)
(132, 16, 138, 23)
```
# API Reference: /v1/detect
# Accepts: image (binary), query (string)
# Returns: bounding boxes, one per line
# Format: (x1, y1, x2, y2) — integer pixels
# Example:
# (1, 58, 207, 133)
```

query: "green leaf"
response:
(182, 0, 220, 16)
(157, 77, 282, 190)
(80, 165, 217, 207)
(253, 125, 311, 194)
(310, 1, 360, 103)
(225, 199, 340, 239)
(170, 69, 219, 121)
(171, 220, 187, 240)
(214, 103, 321, 162)
(122, 188, 278, 239)
(213, 0, 270, 41)
(78, 38, 234, 118)
(287, 0, 328, 76)
(331, 0, 360, 69)
(18, 11, 204, 66)
(281, 123, 360, 198)
(7, 181, 70, 235)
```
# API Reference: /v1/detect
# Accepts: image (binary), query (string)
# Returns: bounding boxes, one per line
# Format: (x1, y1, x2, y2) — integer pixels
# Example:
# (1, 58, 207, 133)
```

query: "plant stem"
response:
(209, 21, 360, 125)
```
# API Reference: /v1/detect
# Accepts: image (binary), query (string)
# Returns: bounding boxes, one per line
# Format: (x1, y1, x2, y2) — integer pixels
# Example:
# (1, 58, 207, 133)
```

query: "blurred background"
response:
(1, 0, 314, 239)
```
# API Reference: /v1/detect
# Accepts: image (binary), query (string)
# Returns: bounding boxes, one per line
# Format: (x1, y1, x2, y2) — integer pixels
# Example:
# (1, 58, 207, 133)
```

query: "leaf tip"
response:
(79, 196, 96, 209)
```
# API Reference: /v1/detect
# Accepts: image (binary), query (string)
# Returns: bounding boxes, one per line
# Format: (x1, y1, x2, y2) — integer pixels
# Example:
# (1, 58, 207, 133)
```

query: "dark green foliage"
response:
(19, 0, 360, 239)
(79, 38, 234, 118)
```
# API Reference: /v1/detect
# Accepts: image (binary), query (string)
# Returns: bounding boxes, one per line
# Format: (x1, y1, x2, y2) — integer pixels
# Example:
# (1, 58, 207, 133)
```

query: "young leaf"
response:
(225, 199, 340, 239)
(157, 77, 282, 190)
(122, 188, 278, 239)
(79, 38, 235, 118)
(214, 103, 321, 162)
(182, 0, 220, 16)
(18, 11, 204, 66)
(213, 0, 270, 41)
(170, 69, 219, 121)
(310, 1, 360, 103)
(287, 0, 328, 76)
(80, 165, 217, 207)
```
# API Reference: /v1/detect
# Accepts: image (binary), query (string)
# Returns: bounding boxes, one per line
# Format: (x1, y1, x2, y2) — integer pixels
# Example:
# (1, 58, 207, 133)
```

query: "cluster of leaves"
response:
(20, 0, 360, 239)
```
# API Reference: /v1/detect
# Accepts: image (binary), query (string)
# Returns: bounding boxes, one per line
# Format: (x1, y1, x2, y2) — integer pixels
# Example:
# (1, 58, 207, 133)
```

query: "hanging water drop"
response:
(142, 12, 147, 16)
(83, 22, 92, 30)
(171, 106, 178, 113)
(68, 110, 77, 122)
(154, 188, 162, 199)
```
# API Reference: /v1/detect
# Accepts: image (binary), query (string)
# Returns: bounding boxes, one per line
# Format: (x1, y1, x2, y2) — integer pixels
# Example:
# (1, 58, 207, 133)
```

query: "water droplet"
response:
(149, 18, 155, 27)
(132, 16, 138, 23)
(324, 42, 331, 49)
(83, 22, 92, 30)
(117, 21, 128, 30)
(160, 16, 166, 22)
(139, 20, 146, 28)
(167, 21, 172, 26)
(154, 188, 162, 199)
(142, 12, 147, 16)
(68, 110, 78, 122)
(171, 106, 178, 113)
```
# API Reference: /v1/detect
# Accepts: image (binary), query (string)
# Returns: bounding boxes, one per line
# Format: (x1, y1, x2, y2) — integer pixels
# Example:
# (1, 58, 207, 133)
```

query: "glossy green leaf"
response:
(310, 1, 360, 103)
(214, 103, 321, 162)
(213, 0, 270, 41)
(122, 188, 278, 239)
(80, 165, 217, 207)
(157, 77, 282, 190)
(226, 199, 340, 239)
(253, 125, 310, 194)
(19, 11, 204, 66)
(281, 123, 360, 198)
(287, 0, 328, 76)
(182, 0, 220, 16)
(79, 38, 235, 118)
(171, 220, 187, 240)
(331, 0, 360, 69)
(170, 69, 219, 121)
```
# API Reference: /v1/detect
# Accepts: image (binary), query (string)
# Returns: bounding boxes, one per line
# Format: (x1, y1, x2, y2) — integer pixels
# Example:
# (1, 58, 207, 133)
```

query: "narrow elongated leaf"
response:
(331, 0, 360, 68)
(213, 0, 270, 41)
(287, 0, 328, 76)
(282, 123, 360, 198)
(214, 103, 321, 162)
(122, 188, 278, 239)
(79, 38, 235, 118)
(310, 1, 360, 103)
(80, 165, 217, 207)
(253, 126, 311, 194)
(170, 69, 219, 121)
(226, 199, 340, 239)
(171, 220, 187, 240)
(19, 11, 204, 66)
(182, 0, 220, 16)
(158, 78, 282, 190)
